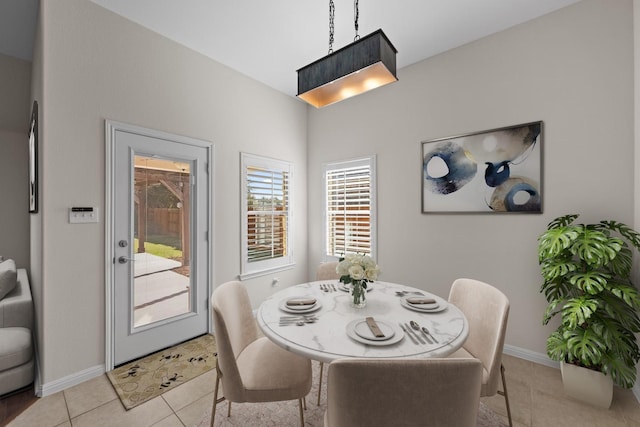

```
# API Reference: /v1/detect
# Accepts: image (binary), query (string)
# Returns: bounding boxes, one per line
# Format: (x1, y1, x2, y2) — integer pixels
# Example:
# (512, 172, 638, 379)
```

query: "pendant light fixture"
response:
(297, 0, 398, 108)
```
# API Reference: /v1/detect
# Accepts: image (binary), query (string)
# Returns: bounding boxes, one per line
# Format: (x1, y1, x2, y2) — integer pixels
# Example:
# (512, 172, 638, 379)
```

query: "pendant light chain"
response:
(328, 0, 335, 53)
(329, 0, 359, 52)
(354, 0, 360, 41)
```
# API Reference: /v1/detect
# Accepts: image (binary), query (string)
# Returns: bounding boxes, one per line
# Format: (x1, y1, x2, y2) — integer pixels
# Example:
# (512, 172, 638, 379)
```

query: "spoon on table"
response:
(409, 321, 432, 344)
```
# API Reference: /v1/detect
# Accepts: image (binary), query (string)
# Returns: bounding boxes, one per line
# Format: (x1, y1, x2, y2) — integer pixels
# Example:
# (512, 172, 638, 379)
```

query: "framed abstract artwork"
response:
(28, 100, 38, 213)
(421, 121, 542, 213)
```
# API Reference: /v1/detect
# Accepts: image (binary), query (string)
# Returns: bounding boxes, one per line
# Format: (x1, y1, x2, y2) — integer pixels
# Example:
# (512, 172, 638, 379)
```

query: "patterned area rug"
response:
(107, 334, 216, 410)
(197, 361, 508, 426)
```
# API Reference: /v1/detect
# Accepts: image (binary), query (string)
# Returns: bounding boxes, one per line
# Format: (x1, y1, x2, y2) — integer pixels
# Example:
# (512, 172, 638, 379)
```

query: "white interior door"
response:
(106, 121, 213, 367)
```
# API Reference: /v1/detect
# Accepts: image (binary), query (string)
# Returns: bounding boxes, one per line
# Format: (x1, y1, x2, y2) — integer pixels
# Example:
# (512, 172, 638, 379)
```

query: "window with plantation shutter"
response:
(324, 156, 376, 259)
(241, 153, 294, 279)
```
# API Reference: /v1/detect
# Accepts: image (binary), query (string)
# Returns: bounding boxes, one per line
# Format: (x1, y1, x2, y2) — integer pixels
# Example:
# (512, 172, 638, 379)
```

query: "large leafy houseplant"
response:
(538, 214, 640, 388)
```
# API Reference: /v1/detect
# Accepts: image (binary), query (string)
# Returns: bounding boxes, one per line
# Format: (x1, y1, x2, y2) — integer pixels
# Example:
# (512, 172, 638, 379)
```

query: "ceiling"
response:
(1, 0, 582, 98)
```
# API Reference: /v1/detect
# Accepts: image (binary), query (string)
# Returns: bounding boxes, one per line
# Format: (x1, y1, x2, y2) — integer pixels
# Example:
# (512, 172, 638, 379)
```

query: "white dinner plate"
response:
(346, 319, 404, 346)
(338, 282, 374, 293)
(353, 319, 395, 341)
(279, 297, 322, 314)
(400, 296, 447, 313)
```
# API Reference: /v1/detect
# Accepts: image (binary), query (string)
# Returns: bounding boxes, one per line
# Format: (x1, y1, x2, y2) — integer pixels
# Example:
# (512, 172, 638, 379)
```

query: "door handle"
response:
(118, 256, 135, 264)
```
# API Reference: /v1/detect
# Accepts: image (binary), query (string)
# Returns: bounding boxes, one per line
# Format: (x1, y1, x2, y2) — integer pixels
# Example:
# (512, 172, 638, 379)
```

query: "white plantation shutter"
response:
(241, 153, 294, 279)
(246, 166, 288, 261)
(324, 156, 376, 258)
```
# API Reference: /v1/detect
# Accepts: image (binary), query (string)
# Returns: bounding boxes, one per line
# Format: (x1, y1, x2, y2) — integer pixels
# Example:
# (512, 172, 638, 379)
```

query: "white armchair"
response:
(0, 264, 35, 396)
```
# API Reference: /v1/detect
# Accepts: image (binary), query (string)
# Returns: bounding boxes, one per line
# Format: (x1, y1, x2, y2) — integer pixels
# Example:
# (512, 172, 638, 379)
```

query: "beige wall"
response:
(308, 0, 634, 358)
(34, 0, 308, 387)
(0, 53, 31, 269)
(0, 53, 31, 132)
(0, 129, 29, 268)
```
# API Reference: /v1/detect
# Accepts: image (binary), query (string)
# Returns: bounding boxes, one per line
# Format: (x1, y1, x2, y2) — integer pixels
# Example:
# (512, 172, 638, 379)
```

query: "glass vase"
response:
(351, 281, 367, 308)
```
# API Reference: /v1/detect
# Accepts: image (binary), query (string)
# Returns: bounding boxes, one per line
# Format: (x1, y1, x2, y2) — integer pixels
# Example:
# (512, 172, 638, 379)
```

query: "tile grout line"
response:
(159, 394, 186, 427)
(68, 394, 121, 424)
(528, 370, 534, 427)
(61, 390, 71, 425)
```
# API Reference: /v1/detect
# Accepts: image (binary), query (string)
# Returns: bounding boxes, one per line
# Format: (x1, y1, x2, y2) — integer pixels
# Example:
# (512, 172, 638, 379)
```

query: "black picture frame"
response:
(28, 100, 38, 213)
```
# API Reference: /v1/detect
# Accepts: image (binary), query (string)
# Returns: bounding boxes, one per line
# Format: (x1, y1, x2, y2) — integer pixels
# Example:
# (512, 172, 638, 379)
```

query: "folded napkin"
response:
(365, 316, 386, 338)
(286, 298, 317, 306)
(406, 297, 436, 305)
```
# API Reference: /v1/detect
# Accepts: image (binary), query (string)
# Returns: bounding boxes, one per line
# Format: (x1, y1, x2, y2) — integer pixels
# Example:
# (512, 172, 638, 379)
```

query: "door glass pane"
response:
(133, 155, 192, 328)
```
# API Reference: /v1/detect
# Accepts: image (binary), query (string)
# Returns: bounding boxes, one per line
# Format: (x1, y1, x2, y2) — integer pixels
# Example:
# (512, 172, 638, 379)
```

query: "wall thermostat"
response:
(69, 207, 99, 224)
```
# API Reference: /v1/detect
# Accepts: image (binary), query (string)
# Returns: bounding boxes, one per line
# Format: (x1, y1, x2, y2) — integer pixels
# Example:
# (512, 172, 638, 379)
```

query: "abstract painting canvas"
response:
(421, 121, 542, 213)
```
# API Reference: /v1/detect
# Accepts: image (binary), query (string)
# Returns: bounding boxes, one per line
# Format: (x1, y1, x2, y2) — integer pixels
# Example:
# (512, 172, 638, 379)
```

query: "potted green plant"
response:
(538, 214, 640, 407)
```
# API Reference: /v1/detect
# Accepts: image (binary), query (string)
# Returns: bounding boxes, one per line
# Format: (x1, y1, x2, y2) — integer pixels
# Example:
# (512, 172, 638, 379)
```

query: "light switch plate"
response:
(69, 207, 99, 224)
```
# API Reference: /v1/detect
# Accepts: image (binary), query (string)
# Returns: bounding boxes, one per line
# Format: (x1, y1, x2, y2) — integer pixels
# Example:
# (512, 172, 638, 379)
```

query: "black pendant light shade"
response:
(297, 29, 398, 108)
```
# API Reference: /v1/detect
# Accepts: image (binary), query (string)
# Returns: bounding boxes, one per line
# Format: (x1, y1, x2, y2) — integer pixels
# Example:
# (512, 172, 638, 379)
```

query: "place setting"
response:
(400, 294, 447, 313)
(319, 283, 337, 292)
(278, 296, 322, 314)
(345, 316, 404, 346)
(278, 314, 318, 326)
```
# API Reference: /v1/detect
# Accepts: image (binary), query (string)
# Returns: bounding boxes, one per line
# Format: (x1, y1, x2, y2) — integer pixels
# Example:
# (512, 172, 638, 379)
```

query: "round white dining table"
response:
(257, 280, 468, 363)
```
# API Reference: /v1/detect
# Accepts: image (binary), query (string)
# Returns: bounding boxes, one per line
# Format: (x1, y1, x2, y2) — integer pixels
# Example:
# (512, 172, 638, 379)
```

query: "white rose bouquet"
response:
(336, 254, 380, 307)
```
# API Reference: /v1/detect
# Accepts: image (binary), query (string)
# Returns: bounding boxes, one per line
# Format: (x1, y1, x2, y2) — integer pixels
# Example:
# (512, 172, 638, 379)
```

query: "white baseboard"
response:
(503, 344, 560, 369)
(37, 364, 105, 397)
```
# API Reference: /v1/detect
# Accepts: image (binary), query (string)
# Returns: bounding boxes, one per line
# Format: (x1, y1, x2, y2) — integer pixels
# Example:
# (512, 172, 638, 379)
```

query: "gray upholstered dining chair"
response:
(314, 261, 339, 405)
(324, 358, 483, 427)
(210, 281, 312, 427)
(448, 277, 512, 426)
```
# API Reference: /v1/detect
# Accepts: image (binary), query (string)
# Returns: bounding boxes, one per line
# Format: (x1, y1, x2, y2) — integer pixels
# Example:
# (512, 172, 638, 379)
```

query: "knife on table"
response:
(404, 322, 426, 344)
(399, 323, 419, 344)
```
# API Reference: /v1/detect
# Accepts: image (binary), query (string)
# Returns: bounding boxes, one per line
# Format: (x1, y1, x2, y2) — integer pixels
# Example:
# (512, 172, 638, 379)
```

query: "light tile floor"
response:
(4, 354, 640, 426)
(483, 356, 640, 427)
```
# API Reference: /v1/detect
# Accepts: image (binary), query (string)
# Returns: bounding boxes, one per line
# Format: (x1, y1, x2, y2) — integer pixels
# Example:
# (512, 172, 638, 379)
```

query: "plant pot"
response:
(560, 361, 613, 408)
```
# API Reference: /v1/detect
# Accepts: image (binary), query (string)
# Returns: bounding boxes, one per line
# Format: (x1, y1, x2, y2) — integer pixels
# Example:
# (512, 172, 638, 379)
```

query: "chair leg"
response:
(317, 361, 324, 405)
(298, 398, 305, 427)
(497, 363, 513, 427)
(227, 401, 232, 417)
(210, 373, 220, 427)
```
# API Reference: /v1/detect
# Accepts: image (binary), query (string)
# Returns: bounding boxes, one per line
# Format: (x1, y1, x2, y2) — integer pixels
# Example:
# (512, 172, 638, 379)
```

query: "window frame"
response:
(323, 155, 377, 261)
(240, 153, 295, 280)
